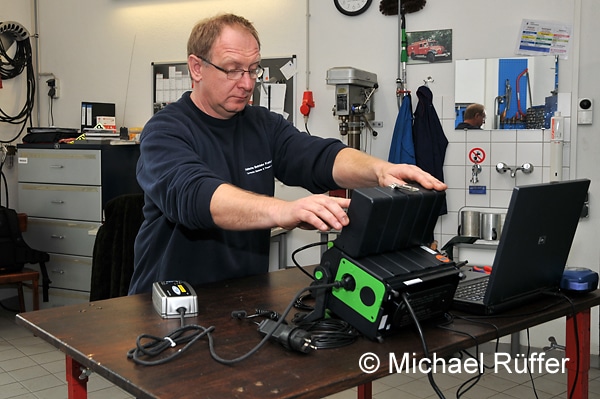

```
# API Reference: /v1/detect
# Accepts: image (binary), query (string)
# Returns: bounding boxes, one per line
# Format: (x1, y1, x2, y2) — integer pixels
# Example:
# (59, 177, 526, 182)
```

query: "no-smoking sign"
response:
(468, 147, 486, 164)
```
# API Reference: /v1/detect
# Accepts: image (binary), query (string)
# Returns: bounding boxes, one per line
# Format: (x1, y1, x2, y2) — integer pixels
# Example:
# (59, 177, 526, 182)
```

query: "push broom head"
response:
(379, 0, 426, 16)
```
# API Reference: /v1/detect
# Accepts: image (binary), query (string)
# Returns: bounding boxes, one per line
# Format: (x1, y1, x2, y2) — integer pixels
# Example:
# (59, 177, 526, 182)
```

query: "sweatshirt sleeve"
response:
(137, 112, 224, 230)
(263, 110, 347, 193)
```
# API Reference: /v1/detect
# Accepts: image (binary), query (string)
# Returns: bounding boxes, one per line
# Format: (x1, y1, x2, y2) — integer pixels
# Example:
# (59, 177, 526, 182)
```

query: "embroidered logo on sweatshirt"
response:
(245, 160, 272, 175)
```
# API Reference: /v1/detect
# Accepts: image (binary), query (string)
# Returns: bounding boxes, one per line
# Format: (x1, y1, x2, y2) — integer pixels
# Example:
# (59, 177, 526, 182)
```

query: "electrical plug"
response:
(334, 274, 356, 291)
(46, 78, 59, 99)
(257, 319, 316, 354)
(300, 90, 315, 117)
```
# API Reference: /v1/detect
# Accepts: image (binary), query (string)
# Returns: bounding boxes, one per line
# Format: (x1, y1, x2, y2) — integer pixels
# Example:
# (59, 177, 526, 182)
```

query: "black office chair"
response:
(0, 206, 51, 305)
(90, 193, 144, 301)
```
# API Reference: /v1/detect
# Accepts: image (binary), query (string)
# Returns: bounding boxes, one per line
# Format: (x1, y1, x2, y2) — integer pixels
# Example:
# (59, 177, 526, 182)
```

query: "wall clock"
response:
(334, 0, 373, 16)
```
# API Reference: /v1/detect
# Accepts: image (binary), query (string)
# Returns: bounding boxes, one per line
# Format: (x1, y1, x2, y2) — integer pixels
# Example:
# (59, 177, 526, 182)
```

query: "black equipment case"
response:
(309, 185, 459, 341)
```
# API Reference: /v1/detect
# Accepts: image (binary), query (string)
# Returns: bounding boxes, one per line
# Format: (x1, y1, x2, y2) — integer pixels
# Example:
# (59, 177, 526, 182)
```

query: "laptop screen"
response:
(484, 179, 590, 305)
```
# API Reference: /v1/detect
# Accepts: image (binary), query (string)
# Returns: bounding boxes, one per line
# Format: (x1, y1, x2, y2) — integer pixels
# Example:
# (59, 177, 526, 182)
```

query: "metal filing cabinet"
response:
(17, 143, 141, 308)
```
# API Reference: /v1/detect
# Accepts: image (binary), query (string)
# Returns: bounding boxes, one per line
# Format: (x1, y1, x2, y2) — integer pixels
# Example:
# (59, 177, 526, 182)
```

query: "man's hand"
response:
(379, 163, 448, 191)
(332, 148, 447, 192)
(273, 194, 351, 232)
(210, 184, 350, 232)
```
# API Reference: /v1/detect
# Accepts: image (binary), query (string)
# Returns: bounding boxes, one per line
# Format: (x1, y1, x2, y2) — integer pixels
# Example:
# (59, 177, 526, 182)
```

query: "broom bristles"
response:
(379, 0, 426, 16)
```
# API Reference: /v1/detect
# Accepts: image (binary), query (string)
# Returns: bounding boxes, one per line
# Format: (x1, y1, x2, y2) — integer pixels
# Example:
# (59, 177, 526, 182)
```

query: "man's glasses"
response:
(199, 56, 264, 80)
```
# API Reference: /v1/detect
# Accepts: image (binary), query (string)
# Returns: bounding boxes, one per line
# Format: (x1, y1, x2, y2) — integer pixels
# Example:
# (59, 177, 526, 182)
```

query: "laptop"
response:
(452, 179, 590, 315)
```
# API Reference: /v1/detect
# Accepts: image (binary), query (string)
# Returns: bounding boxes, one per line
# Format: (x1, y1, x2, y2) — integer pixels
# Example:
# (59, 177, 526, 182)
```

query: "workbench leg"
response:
(66, 356, 88, 399)
(566, 309, 590, 399)
(357, 382, 372, 399)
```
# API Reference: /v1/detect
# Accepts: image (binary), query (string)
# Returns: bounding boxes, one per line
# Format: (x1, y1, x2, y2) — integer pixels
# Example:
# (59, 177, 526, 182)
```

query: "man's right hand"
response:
(210, 184, 350, 232)
(274, 194, 351, 232)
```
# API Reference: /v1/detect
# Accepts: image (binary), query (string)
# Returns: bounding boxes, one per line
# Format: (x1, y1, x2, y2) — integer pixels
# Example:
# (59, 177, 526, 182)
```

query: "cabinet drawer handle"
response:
(50, 200, 65, 204)
(50, 165, 65, 169)
(51, 269, 65, 275)
(50, 234, 65, 239)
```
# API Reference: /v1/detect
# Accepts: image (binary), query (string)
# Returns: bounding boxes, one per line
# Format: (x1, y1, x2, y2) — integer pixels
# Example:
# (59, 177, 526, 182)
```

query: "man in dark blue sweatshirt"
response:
(128, 13, 446, 294)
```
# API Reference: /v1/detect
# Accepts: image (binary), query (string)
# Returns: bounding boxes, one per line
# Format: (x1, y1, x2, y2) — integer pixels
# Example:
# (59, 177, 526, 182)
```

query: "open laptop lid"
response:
(483, 179, 590, 310)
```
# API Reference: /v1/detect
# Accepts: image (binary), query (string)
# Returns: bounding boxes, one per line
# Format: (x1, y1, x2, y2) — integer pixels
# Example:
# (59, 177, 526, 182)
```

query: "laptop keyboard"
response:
(454, 278, 489, 301)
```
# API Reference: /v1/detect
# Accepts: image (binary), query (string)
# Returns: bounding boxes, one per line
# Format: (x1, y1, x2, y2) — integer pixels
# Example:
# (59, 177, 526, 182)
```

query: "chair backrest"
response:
(0, 206, 24, 272)
(0, 206, 49, 273)
(90, 193, 145, 301)
(0, 206, 51, 302)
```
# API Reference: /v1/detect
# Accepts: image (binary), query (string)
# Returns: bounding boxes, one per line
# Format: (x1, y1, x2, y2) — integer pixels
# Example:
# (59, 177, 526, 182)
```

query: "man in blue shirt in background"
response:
(456, 103, 486, 129)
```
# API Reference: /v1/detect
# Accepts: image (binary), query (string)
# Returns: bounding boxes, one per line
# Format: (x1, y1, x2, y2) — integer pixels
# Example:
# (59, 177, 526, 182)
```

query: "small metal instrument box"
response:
(152, 280, 198, 318)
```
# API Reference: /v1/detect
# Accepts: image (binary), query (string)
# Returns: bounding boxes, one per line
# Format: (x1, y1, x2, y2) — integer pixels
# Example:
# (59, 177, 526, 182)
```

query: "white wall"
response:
(2, 0, 599, 354)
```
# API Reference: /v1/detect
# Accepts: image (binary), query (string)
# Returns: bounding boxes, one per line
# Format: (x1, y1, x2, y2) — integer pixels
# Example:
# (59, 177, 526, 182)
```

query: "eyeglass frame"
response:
(198, 56, 264, 80)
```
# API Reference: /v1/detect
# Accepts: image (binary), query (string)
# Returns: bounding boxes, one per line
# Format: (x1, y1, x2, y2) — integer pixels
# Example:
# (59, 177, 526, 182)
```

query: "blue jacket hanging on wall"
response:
(413, 85, 448, 215)
(388, 94, 415, 165)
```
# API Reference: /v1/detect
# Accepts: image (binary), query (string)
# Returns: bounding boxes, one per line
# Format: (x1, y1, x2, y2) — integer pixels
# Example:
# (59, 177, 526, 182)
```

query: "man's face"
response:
(476, 111, 486, 127)
(191, 25, 261, 119)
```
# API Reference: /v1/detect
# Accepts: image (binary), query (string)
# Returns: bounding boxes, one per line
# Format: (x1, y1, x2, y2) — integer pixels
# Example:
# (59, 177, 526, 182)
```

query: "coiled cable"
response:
(0, 21, 35, 141)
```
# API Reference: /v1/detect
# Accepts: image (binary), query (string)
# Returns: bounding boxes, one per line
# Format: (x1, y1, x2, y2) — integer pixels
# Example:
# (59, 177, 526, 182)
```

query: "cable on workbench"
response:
(127, 281, 342, 366)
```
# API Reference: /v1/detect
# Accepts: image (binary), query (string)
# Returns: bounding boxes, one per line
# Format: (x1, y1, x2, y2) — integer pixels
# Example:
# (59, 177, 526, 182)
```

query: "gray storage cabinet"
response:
(17, 143, 141, 308)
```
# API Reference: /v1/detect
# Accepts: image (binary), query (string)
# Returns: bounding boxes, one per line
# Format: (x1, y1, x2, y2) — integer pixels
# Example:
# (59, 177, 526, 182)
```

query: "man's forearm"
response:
(331, 148, 387, 188)
(209, 183, 282, 230)
(209, 182, 352, 232)
(331, 147, 447, 191)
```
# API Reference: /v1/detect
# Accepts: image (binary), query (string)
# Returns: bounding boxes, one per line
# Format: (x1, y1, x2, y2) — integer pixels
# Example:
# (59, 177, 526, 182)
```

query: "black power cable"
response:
(524, 328, 541, 399)
(542, 291, 581, 399)
(0, 148, 9, 207)
(401, 292, 446, 399)
(291, 241, 328, 280)
(0, 22, 35, 207)
(448, 291, 582, 399)
(294, 318, 359, 349)
(435, 316, 494, 398)
(0, 24, 35, 143)
(127, 281, 343, 366)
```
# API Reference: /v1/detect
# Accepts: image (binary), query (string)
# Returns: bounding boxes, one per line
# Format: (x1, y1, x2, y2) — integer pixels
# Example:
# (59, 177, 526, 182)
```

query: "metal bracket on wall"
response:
(495, 162, 534, 178)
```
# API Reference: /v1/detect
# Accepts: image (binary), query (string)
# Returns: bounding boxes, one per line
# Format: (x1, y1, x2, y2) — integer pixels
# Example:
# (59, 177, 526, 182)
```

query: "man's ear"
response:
(188, 54, 202, 81)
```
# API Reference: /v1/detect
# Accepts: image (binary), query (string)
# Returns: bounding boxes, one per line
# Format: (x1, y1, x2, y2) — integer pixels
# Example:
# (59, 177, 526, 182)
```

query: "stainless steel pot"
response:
(481, 213, 502, 241)
(459, 211, 481, 238)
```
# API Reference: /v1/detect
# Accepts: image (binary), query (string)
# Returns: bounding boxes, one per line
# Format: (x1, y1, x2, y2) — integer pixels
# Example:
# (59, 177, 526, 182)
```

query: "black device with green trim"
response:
(307, 185, 459, 341)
